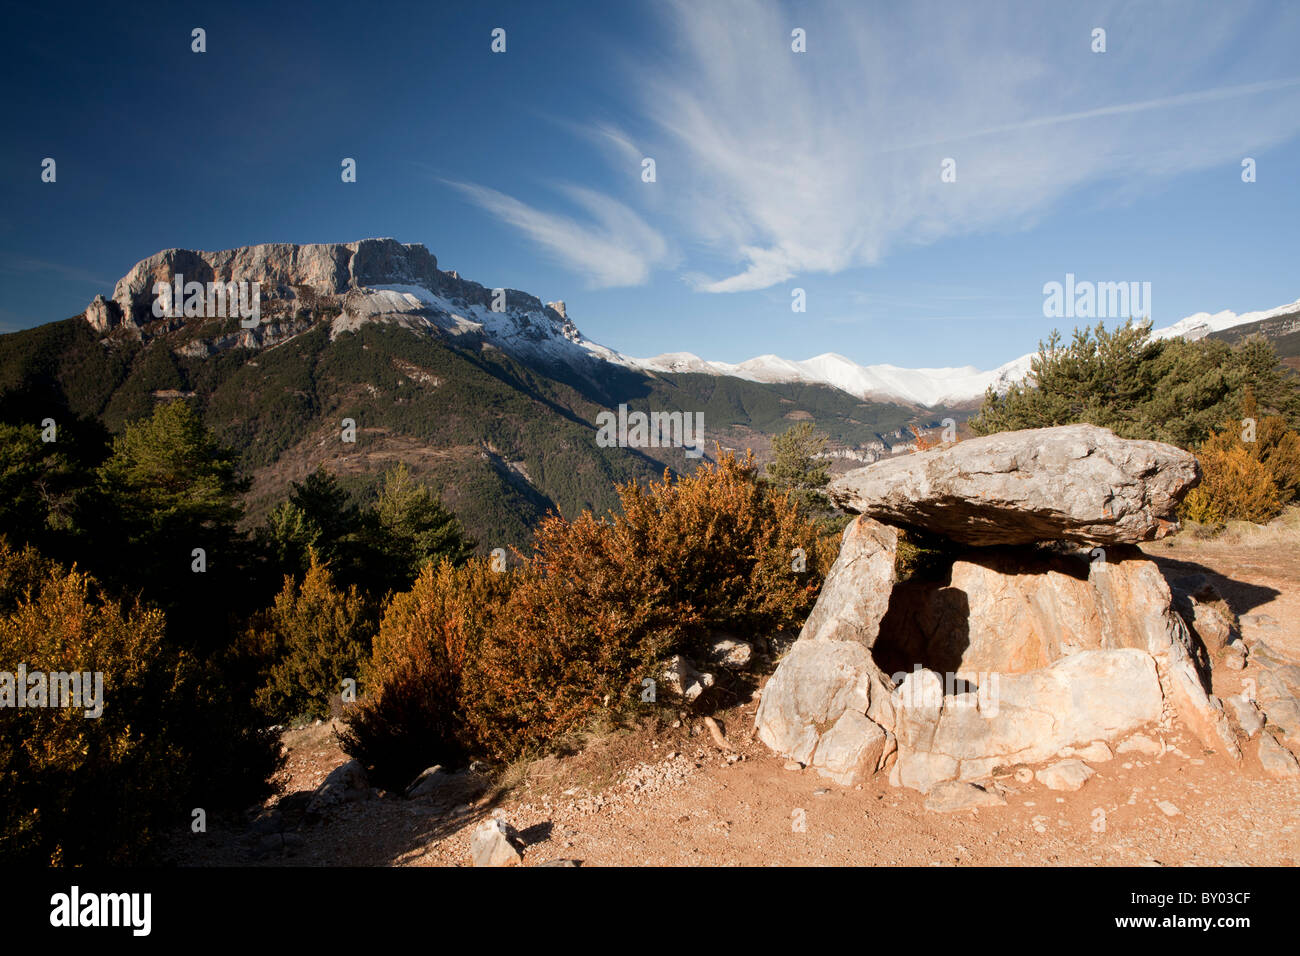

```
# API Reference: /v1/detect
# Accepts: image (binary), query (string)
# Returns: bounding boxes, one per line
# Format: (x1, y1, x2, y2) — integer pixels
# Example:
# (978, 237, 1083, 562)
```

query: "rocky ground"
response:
(171, 514, 1300, 868)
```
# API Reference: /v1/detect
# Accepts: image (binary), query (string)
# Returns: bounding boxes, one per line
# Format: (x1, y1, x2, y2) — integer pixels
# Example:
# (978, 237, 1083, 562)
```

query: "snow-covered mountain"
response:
(625, 298, 1300, 408)
(1149, 299, 1300, 342)
(627, 350, 1031, 408)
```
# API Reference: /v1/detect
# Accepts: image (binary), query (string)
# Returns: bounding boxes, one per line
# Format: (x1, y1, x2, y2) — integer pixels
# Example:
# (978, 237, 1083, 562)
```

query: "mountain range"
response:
(1, 237, 1294, 549)
(627, 298, 1300, 407)
(80, 237, 1299, 408)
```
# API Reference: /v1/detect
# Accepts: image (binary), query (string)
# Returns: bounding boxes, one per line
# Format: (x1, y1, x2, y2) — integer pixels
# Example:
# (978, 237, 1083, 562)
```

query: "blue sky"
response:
(2, 0, 1298, 369)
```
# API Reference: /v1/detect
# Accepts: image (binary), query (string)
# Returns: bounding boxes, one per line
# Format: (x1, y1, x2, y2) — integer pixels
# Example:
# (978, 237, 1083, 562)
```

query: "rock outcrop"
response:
(1240, 636, 1300, 753)
(757, 425, 1245, 794)
(828, 424, 1200, 546)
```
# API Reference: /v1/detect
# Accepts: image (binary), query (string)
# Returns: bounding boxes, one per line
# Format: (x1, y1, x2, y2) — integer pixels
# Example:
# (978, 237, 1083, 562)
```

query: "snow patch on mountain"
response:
(358, 284, 642, 370)
(1150, 298, 1300, 342)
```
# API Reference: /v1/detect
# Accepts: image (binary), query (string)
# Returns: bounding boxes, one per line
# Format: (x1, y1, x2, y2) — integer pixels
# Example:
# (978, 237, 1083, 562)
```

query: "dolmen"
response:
(754, 423, 1251, 791)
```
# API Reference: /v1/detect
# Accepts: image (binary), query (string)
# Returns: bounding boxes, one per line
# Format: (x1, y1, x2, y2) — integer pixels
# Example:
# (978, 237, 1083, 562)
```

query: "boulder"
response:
(405, 765, 447, 798)
(1258, 733, 1300, 778)
(1165, 648, 1241, 760)
(810, 710, 890, 786)
(795, 516, 898, 645)
(1225, 694, 1265, 739)
(875, 546, 1199, 682)
(1117, 733, 1163, 755)
(404, 764, 489, 803)
(1036, 759, 1096, 791)
(1222, 642, 1247, 670)
(307, 759, 370, 813)
(1170, 574, 1237, 656)
(923, 780, 1007, 813)
(1248, 640, 1300, 753)
(828, 424, 1199, 546)
(1069, 741, 1114, 763)
(661, 655, 714, 702)
(876, 550, 1089, 679)
(471, 818, 523, 867)
(707, 637, 753, 668)
(754, 639, 894, 766)
(754, 516, 899, 766)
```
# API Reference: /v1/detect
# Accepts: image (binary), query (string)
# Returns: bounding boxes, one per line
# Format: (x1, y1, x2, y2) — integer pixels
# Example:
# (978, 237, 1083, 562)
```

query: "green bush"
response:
(253, 554, 372, 722)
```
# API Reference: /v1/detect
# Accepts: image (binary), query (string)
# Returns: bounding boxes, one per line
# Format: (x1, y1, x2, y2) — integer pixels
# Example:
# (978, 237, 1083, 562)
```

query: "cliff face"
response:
(81, 238, 585, 364)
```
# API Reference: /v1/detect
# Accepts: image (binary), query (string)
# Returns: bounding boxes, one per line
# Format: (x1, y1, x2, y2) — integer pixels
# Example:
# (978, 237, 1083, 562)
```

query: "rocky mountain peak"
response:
(81, 239, 600, 369)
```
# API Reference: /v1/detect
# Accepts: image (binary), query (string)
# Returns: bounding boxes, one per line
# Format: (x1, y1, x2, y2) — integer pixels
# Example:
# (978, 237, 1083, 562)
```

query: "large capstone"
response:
(828, 424, 1200, 546)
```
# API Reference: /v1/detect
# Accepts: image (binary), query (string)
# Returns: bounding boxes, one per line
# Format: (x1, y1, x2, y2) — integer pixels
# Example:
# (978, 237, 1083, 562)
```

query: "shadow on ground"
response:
(1147, 553, 1281, 616)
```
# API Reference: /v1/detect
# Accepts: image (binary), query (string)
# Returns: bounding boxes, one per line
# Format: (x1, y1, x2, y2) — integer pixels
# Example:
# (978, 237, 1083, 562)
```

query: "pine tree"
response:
(255, 553, 370, 720)
(99, 400, 246, 533)
(288, 467, 358, 548)
(764, 422, 831, 514)
(93, 401, 252, 649)
(374, 463, 476, 582)
(969, 319, 1300, 446)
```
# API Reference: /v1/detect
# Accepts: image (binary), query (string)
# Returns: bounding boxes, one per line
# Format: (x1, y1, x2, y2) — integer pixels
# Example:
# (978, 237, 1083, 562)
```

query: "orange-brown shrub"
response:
(612, 451, 824, 640)
(909, 424, 940, 452)
(1182, 440, 1283, 525)
(1255, 415, 1300, 500)
(0, 539, 278, 864)
(338, 558, 508, 789)
(1182, 409, 1300, 525)
(343, 451, 829, 777)
(465, 513, 689, 761)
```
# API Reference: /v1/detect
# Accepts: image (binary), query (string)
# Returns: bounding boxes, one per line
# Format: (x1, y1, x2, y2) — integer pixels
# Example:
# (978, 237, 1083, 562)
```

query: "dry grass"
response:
(1166, 504, 1300, 549)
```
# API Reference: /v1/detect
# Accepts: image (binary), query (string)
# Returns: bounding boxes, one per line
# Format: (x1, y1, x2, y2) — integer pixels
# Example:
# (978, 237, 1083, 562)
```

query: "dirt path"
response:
(173, 520, 1300, 868)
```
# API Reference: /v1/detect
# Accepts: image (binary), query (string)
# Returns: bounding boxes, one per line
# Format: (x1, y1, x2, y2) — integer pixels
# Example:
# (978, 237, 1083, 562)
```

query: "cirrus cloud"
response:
(444, 179, 671, 289)
(635, 0, 1300, 291)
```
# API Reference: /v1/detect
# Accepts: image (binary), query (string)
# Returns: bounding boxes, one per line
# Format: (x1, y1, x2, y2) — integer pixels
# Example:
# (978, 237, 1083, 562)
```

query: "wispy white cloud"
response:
(445, 180, 670, 288)
(626, 0, 1300, 292)
(444, 2, 1300, 296)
